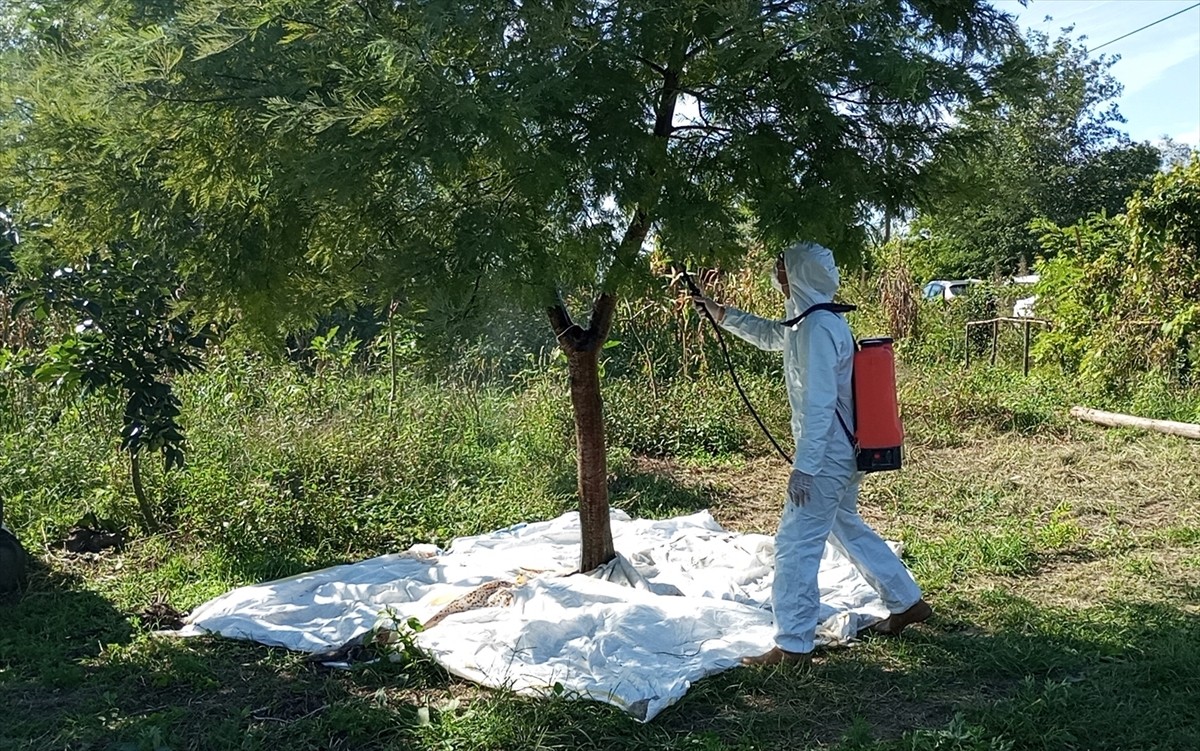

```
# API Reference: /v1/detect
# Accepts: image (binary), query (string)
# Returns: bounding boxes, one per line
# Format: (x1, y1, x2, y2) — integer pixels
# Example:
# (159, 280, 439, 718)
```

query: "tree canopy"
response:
(1, 0, 1029, 567)
(906, 29, 1161, 281)
(3, 0, 1027, 322)
(1033, 155, 1200, 394)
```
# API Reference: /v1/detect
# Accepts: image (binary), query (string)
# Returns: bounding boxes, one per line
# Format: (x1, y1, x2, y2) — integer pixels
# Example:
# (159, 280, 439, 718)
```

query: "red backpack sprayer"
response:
(680, 268, 904, 473)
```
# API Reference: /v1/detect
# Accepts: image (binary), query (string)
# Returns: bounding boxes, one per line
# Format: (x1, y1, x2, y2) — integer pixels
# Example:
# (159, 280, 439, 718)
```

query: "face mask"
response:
(770, 273, 784, 296)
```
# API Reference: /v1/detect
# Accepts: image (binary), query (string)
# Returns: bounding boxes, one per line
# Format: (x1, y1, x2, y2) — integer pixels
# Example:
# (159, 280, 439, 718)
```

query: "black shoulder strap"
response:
(781, 302, 857, 327)
(781, 301, 860, 449)
(836, 410, 857, 448)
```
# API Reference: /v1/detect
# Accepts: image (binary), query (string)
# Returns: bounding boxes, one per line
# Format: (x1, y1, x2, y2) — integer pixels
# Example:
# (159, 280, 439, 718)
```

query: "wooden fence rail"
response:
(964, 317, 1053, 375)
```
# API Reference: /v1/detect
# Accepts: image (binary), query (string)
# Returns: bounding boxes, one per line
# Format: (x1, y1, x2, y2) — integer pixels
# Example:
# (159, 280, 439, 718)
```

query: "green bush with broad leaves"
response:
(1032, 156, 1200, 405)
(14, 251, 214, 530)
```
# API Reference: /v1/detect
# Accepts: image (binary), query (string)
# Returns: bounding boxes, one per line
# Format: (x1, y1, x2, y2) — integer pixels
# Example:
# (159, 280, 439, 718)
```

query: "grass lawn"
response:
(2, 423, 1198, 750)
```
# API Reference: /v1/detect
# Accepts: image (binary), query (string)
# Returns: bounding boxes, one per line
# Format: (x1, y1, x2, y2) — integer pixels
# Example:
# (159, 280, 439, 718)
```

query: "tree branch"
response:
(652, 69, 681, 139)
(683, 27, 739, 62)
(634, 55, 667, 76)
(212, 73, 275, 86)
(279, 16, 330, 33)
(548, 296, 585, 352)
(669, 123, 733, 134)
(142, 92, 268, 105)
(587, 292, 618, 350)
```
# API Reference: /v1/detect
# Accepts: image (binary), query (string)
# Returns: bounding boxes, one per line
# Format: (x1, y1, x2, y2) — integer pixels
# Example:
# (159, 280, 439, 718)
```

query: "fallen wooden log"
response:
(1070, 407, 1200, 440)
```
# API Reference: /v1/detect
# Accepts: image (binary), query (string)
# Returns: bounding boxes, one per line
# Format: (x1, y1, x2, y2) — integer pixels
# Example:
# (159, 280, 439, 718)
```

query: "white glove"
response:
(691, 293, 726, 323)
(788, 471, 814, 507)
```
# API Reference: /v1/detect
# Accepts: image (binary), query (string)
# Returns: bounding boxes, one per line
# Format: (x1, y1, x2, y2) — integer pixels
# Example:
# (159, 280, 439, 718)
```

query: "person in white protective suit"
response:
(692, 242, 932, 667)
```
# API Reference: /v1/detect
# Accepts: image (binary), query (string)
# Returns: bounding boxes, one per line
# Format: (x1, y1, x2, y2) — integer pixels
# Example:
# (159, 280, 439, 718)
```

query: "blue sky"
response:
(994, 0, 1200, 146)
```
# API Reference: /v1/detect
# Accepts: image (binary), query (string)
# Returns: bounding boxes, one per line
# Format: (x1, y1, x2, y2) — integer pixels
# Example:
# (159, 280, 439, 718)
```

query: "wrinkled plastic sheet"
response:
(177, 510, 895, 721)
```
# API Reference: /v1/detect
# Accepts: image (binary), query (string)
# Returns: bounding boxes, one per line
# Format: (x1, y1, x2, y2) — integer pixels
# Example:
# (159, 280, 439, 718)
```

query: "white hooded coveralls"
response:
(720, 242, 922, 654)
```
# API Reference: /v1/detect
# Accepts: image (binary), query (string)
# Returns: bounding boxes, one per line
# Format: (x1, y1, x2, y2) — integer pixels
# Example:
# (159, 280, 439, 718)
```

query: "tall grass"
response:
(3, 269, 1200, 751)
(3, 260, 1200, 569)
(0, 336, 787, 568)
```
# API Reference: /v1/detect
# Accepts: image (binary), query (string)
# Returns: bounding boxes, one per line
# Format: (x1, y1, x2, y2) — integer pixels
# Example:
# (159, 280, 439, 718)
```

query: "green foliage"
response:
(18, 251, 213, 471)
(910, 30, 1160, 279)
(1032, 156, 1200, 396)
(0, 0, 1027, 331)
(0, 0, 1032, 557)
(606, 376, 756, 459)
(0, 350, 571, 556)
(4, 346, 1200, 747)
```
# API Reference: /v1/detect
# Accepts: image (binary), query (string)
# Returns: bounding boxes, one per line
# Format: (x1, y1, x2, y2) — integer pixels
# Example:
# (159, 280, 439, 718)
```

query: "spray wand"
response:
(679, 268, 794, 465)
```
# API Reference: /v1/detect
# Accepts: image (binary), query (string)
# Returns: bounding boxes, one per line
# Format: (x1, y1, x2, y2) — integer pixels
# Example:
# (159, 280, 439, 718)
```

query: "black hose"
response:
(681, 269, 793, 465)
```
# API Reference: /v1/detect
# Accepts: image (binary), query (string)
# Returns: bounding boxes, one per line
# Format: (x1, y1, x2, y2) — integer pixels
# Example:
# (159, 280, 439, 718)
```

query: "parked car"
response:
(1008, 274, 1039, 318)
(921, 279, 982, 302)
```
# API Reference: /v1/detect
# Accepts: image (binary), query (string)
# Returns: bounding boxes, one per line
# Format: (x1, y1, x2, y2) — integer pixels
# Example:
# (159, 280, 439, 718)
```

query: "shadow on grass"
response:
(662, 594, 1199, 751)
(546, 456, 728, 522)
(401, 594, 1199, 751)
(6, 579, 1198, 750)
(211, 546, 352, 589)
(608, 460, 730, 519)
(0, 553, 133, 685)
(610, 471, 723, 519)
(1, 551, 434, 750)
(5, 490, 1197, 751)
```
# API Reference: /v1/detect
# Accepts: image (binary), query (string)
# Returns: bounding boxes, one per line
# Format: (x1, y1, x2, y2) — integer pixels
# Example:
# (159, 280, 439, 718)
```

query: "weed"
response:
(3, 294, 1200, 749)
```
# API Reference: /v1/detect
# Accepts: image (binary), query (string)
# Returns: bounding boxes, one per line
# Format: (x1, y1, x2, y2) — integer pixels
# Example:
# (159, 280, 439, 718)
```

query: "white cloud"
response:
(1173, 125, 1200, 146)
(1111, 32, 1200, 95)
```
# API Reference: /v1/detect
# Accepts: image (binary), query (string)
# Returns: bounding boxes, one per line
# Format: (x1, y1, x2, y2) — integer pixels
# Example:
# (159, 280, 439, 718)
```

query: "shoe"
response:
(740, 647, 813, 668)
(870, 599, 933, 637)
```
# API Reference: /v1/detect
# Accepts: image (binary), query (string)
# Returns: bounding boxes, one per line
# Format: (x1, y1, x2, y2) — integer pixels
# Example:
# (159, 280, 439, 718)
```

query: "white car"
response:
(1012, 295, 1038, 318)
(1008, 274, 1039, 318)
(921, 279, 982, 302)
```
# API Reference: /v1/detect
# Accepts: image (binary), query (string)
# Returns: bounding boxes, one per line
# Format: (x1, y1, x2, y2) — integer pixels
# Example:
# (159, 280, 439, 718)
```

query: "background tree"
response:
(2, 0, 1026, 570)
(908, 29, 1160, 281)
(18, 251, 214, 532)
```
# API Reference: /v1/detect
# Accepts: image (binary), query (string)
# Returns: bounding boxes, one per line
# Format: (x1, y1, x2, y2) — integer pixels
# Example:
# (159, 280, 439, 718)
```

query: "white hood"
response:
(782, 242, 839, 312)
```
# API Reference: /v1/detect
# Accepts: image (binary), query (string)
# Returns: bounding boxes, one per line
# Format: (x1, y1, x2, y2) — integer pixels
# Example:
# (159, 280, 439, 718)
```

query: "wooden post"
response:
(990, 320, 998, 366)
(1070, 407, 1200, 440)
(1023, 319, 1031, 376)
(966, 317, 1052, 372)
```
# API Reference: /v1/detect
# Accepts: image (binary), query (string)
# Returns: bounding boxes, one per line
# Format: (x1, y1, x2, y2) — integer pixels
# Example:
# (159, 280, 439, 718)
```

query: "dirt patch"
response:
(139, 595, 187, 631)
(629, 431, 1200, 620)
(690, 432, 1196, 538)
(627, 455, 788, 533)
(63, 526, 124, 555)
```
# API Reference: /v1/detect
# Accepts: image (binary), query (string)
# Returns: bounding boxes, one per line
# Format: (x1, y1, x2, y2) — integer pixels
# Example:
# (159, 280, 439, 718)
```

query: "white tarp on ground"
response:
(177, 510, 899, 721)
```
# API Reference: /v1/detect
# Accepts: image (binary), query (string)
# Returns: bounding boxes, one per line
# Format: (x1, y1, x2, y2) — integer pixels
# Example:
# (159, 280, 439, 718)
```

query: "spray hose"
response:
(680, 268, 794, 465)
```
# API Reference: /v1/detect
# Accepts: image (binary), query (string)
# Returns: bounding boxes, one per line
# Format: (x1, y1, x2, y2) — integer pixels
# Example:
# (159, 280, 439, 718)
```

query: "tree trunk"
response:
(388, 300, 398, 419)
(1069, 407, 1200, 440)
(543, 50, 680, 572)
(0, 525, 28, 595)
(130, 451, 160, 532)
(548, 296, 620, 573)
(567, 348, 614, 572)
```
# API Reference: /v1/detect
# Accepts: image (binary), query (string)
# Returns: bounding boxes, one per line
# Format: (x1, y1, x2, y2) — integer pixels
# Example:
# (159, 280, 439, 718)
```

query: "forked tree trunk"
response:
(548, 291, 622, 573)
(567, 348, 615, 571)
(546, 49, 680, 572)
